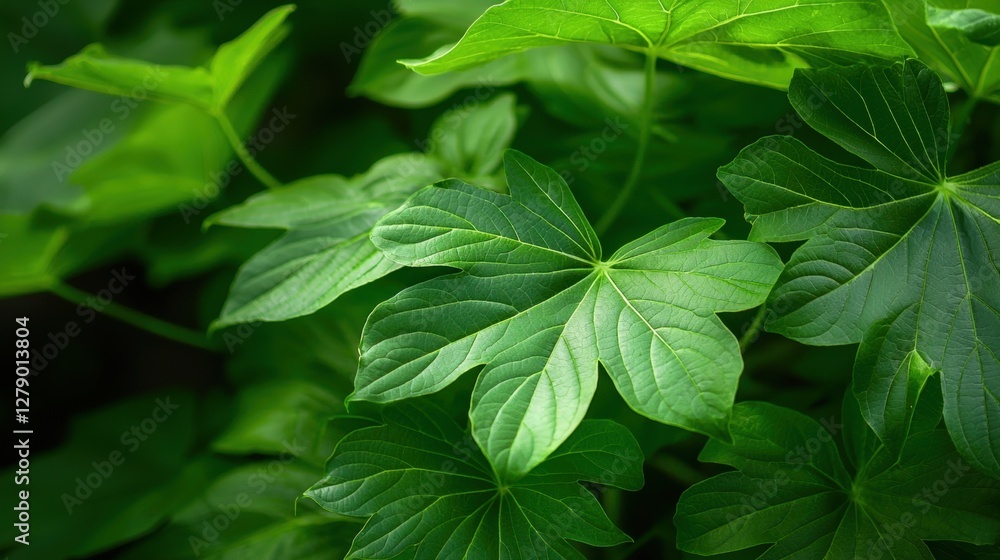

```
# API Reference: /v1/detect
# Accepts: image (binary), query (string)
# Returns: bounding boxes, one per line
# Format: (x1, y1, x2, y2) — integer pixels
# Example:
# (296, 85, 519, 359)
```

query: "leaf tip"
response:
(23, 62, 41, 88)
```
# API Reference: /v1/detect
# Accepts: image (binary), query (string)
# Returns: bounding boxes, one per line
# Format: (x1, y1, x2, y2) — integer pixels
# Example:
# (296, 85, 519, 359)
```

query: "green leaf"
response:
(0, 215, 144, 298)
(24, 5, 294, 113)
(928, 6, 1000, 47)
(886, 0, 1000, 100)
(674, 395, 1000, 559)
(200, 517, 355, 560)
(404, 0, 912, 89)
(0, 90, 102, 214)
(24, 43, 215, 110)
(0, 215, 68, 296)
(349, 5, 523, 108)
(306, 403, 643, 559)
(0, 393, 214, 559)
(211, 380, 341, 466)
(395, 0, 503, 27)
(222, 300, 367, 388)
(348, 18, 524, 108)
(718, 59, 1000, 478)
(208, 158, 441, 329)
(853, 306, 938, 459)
(116, 461, 354, 560)
(211, 94, 518, 328)
(209, 5, 295, 110)
(929, 541, 1000, 559)
(355, 149, 782, 477)
(426, 92, 518, 185)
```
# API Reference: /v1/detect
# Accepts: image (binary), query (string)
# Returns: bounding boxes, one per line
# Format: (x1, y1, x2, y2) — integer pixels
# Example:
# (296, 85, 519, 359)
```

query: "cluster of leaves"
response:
(3, 0, 1000, 559)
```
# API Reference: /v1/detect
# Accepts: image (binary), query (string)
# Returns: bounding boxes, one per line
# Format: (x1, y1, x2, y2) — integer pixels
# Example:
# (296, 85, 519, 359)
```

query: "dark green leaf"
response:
(212, 380, 340, 467)
(886, 0, 1000, 100)
(675, 395, 1000, 558)
(0, 393, 212, 559)
(718, 59, 1000, 477)
(307, 404, 643, 559)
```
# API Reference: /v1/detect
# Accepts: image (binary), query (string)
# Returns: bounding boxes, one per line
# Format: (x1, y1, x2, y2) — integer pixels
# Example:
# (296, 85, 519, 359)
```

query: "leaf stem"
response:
(739, 304, 768, 353)
(50, 283, 221, 352)
(215, 111, 283, 190)
(596, 53, 657, 235)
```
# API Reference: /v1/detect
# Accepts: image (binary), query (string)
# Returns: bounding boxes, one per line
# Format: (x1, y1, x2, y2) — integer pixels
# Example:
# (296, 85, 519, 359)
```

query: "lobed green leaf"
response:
(307, 403, 643, 559)
(405, 0, 912, 89)
(675, 393, 1000, 559)
(356, 149, 782, 477)
(719, 58, 1000, 478)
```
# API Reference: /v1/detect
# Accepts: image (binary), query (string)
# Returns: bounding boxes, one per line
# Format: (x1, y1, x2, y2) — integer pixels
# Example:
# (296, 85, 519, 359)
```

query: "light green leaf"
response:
(885, 0, 1000, 100)
(209, 157, 441, 330)
(0, 216, 142, 298)
(0, 215, 68, 296)
(209, 5, 295, 110)
(24, 44, 215, 110)
(675, 394, 1000, 559)
(928, 6, 1000, 46)
(395, 0, 502, 27)
(349, 7, 523, 108)
(306, 404, 643, 560)
(405, 0, 912, 89)
(718, 59, 1000, 478)
(65, 50, 285, 226)
(426, 92, 518, 184)
(25, 5, 294, 113)
(211, 94, 518, 328)
(69, 104, 225, 224)
(347, 0, 522, 107)
(356, 149, 782, 477)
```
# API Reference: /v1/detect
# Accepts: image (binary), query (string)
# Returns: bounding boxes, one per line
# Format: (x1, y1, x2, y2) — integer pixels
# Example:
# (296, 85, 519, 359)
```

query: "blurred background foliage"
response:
(1, 1, 998, 558)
